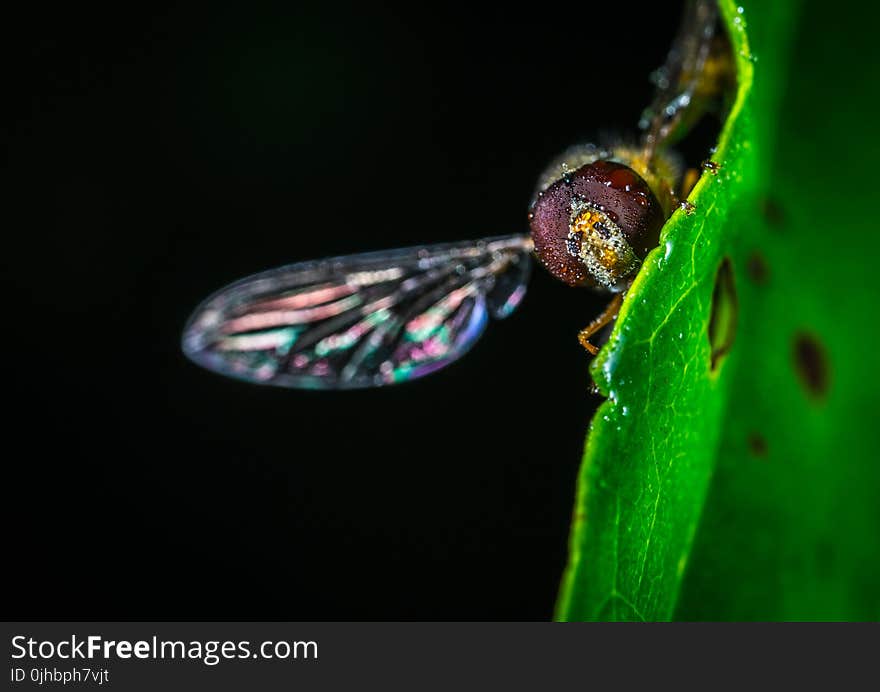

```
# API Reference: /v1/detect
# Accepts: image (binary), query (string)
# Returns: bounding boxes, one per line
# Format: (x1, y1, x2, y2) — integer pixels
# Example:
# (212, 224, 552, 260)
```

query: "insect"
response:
(182, 0, 733, 389)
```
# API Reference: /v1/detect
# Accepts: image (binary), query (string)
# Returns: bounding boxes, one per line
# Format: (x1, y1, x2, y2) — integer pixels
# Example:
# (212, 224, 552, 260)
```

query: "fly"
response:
(182, 0, 734, 389)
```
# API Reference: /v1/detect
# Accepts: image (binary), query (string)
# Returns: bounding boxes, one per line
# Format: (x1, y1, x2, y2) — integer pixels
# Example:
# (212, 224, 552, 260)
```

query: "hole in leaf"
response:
(708, 257, 738, 371)
(793, 332, 830, 401)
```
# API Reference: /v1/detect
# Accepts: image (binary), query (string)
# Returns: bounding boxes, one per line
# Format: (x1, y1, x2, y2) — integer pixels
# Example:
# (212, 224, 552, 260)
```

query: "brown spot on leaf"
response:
(761, 197, 786, 228)
(748, 432, 768, 458)
(793, 332, 830, 400)
(747, 251, 769, 285)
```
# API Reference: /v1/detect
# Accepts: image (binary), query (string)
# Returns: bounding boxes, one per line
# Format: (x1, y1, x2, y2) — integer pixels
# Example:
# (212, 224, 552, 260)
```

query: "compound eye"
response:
(528, 160, 664, 290)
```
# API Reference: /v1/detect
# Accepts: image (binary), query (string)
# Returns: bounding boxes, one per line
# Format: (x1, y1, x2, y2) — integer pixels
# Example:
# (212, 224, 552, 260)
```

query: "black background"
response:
(6, 3, 682, 619)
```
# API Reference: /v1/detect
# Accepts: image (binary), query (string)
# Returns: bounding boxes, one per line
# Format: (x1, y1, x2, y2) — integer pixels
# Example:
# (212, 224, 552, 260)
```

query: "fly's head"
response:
(528, 149, 665, 292)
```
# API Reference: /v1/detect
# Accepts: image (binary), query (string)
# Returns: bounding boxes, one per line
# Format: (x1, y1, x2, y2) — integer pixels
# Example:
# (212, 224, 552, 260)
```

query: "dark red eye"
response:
(528, 160, 665, 290)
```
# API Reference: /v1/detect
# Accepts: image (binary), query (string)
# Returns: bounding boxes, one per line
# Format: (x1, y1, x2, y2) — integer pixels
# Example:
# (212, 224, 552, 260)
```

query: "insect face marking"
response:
(566, 199, 640, 289)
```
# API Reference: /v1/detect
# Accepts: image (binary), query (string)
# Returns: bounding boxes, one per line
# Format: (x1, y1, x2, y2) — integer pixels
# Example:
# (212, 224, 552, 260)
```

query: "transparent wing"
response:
(182, 235, 533, 389)
(639, 0, 726, 159)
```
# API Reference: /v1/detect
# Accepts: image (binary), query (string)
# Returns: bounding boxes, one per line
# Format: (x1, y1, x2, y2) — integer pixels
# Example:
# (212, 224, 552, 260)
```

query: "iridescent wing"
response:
(182, 235, 532, 389)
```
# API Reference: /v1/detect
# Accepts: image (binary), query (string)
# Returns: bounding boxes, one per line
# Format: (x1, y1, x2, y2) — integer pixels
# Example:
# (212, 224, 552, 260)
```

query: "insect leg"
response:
(577, 293, 624, 355)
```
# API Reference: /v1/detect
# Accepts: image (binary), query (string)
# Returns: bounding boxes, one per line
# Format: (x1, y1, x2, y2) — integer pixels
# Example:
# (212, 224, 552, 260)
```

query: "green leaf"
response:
(556, 0, 880, 621)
